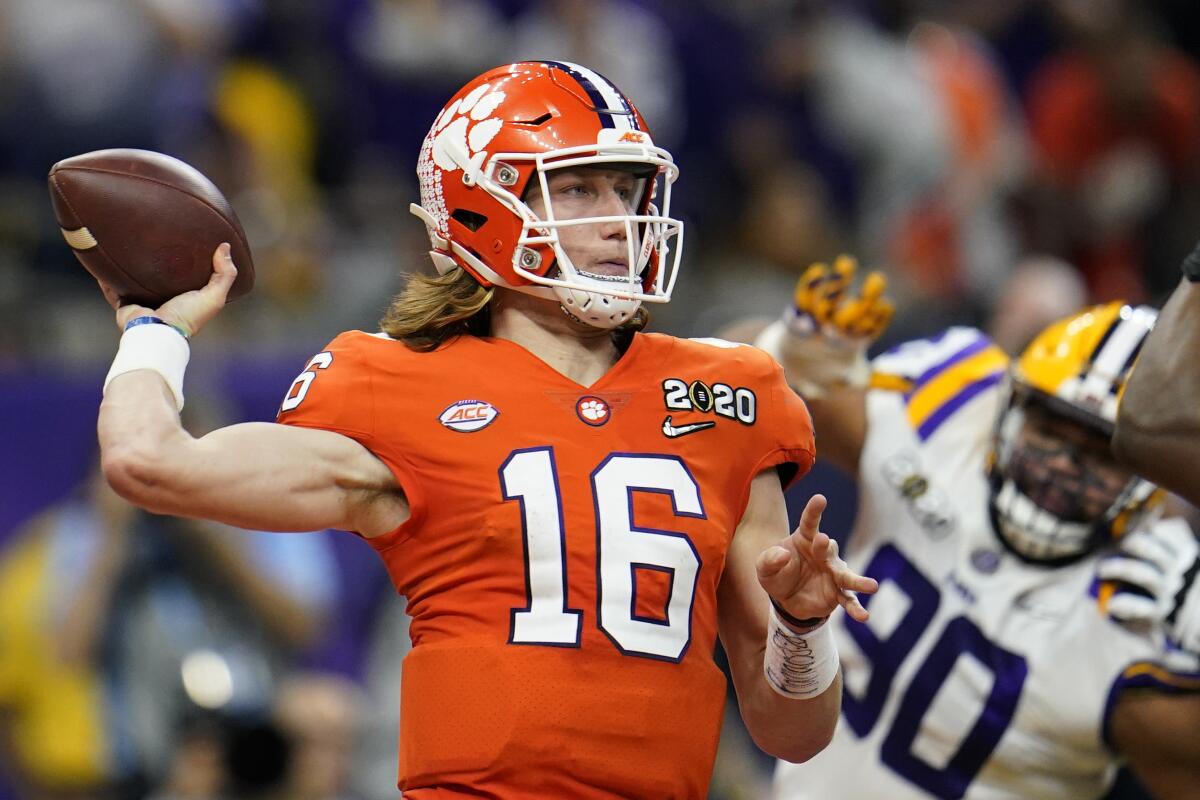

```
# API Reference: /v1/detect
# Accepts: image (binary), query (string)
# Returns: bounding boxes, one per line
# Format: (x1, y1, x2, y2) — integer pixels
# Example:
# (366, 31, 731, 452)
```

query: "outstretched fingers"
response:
(795, 493, 828, 543)
(838, 588, 872, 622)
(833, 559, 878, 621)
(795, 493, 879, 621)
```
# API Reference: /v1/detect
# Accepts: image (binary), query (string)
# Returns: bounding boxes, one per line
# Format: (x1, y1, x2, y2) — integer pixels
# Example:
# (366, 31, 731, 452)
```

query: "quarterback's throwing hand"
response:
(113, 243, 239, 338)
(757, 494, 878, 625)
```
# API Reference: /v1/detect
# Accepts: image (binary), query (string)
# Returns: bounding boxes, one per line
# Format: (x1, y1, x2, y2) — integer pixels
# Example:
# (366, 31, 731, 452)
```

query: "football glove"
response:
(754, 255, 894, 399)
(1099, 518, 1200, 658)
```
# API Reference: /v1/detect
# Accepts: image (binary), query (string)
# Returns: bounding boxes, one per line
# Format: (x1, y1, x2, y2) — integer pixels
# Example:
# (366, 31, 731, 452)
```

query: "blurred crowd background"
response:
(2, 0, 1199, 798)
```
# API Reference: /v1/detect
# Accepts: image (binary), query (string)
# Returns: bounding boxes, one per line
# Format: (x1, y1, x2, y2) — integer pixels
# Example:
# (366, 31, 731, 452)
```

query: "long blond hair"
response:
(381, 268, 493, 351)
(381, 266, 650, 351)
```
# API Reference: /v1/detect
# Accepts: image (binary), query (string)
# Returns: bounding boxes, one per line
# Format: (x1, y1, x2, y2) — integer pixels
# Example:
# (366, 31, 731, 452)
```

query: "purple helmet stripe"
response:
(537, 60, 640, 131)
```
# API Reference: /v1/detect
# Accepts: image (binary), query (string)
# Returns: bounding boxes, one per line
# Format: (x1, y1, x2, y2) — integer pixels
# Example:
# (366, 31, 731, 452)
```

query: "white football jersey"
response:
(774, 327, 1196, 800)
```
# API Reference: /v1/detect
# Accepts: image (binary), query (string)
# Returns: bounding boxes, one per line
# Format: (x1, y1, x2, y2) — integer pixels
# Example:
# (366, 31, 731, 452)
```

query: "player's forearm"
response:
(99, 370, 194, 513)
(1112, 428, 1200, 506)
(1114, 278, 1200, 498)
(733, 654, 841, 762)
(755, 320, 868, 475)
(802, 389, 866, 475)
(721, 601, 841, 762)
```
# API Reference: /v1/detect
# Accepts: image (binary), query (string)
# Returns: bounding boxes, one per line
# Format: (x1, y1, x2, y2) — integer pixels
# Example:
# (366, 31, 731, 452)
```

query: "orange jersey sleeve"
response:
(278, 331, 816, 799)
(275, 331, 429, 543)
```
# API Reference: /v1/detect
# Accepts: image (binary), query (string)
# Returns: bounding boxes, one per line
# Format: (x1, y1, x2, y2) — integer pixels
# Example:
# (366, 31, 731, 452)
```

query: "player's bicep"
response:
(156, 421, 405, 536)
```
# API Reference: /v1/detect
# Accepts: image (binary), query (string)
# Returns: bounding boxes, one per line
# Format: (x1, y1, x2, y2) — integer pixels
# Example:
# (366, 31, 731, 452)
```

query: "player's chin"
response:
(584, 261, 631, 278)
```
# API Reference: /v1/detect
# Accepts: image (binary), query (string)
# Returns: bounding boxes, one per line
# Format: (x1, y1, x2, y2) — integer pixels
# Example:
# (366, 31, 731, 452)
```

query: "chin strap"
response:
(553, 276, 642, 330)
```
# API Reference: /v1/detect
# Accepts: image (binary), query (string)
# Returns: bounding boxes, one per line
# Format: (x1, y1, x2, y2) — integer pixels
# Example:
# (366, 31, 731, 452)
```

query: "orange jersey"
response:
(278, 331, 814, 799)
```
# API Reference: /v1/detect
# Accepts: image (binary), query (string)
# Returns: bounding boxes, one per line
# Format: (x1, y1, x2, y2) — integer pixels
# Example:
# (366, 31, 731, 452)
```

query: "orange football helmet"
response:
(409, 61, 683, 328)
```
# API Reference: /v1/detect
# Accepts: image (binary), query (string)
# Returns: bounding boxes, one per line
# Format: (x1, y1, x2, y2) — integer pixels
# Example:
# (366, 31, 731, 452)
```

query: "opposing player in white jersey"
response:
(756, 258, 1200, 800)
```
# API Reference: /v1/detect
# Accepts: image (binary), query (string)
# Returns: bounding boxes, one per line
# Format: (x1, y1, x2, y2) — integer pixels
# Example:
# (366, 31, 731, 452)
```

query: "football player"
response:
(757, 258, 1200, 799)
(94, 62, 877, 798)
(1113, 240, 1200, 507)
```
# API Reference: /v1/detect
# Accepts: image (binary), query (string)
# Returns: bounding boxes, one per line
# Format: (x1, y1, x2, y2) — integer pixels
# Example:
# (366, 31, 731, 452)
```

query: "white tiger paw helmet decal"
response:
(410, 61, 684, 329)
(429, 83, 507, 176)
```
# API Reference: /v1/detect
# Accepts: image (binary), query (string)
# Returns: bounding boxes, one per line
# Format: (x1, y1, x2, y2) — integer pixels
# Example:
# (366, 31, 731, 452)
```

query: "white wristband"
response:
(104, 321, 190, 411)
(764, 603, 839, 699)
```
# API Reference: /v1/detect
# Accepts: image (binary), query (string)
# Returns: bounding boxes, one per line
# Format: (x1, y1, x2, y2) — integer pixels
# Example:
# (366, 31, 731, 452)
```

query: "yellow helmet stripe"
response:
(907, 346, 1009, 436)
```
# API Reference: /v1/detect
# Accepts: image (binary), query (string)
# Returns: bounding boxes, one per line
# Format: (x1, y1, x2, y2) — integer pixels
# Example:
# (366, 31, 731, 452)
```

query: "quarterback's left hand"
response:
(1099, 518, 1200, 655)
(757, 494, 878, 627)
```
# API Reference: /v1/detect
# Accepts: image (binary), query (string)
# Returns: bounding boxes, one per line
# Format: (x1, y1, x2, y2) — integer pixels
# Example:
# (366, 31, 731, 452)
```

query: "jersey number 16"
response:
(501, 447, 703, 662)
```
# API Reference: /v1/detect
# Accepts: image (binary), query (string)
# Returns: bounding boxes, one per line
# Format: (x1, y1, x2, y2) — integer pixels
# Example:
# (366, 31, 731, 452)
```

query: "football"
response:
(48, 148, 255, 307)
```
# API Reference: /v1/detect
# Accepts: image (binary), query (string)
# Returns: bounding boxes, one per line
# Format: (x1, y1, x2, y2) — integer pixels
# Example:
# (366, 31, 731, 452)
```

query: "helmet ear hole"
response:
(451, 209, 488, 232)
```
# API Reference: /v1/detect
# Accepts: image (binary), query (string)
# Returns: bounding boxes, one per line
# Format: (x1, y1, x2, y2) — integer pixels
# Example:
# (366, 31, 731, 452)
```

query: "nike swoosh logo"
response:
(662, 415, 716, 438)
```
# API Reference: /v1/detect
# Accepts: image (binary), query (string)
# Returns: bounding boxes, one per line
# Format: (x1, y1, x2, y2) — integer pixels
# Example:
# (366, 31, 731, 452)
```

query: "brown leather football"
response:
(48, 148, 254, 307)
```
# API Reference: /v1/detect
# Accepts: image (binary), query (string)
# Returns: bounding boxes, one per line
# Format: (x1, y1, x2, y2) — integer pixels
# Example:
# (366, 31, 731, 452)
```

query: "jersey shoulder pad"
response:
(668, 334, 777, 379)
(275, 330, 398, 438)
(651, 333, 814, 485)
(687, 335, 815, 482)
(685, 336, 749, 351)
(870, 328, 1009, 443)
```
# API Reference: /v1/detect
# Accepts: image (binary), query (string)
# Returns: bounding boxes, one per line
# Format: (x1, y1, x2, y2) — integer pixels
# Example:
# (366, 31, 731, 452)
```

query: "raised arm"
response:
(753, 257, 892, 475)
(1113, 258, 1200, 505)
(98, 245, 406, 537)
(718, 469, 877, 762)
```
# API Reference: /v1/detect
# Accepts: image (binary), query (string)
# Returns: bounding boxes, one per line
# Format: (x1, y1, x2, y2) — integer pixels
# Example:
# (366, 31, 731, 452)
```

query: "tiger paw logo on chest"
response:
(661, 378, 756, 437)
(439, 399, 500, 432)
(576, 395, 611, 427)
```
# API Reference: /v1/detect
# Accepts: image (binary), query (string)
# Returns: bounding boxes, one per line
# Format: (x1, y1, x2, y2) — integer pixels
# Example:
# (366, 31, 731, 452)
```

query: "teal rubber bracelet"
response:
(124, 315, 189, 339)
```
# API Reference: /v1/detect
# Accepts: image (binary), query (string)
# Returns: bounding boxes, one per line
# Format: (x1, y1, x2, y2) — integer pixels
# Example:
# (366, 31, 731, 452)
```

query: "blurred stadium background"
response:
(2, 1, 1198, 798)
